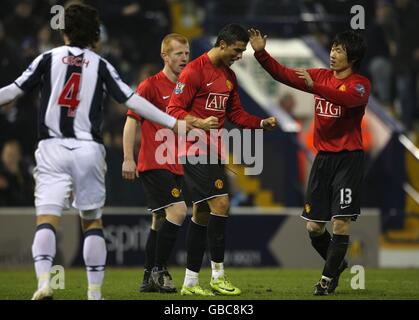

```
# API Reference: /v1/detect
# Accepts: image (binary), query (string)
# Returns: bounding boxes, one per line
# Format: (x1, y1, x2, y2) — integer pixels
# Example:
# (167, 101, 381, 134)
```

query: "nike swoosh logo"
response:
(62, 146, 80, 151)
(206, 82, 214, 86)
(162, 95, 170, 99)
(340, 205, 350, 209)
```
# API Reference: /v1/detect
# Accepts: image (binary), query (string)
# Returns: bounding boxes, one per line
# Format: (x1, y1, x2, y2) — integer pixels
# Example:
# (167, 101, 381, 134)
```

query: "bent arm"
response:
(254, 50, 310, 92)
(312, 83, 370, 107)
(125, 94, 176, 129)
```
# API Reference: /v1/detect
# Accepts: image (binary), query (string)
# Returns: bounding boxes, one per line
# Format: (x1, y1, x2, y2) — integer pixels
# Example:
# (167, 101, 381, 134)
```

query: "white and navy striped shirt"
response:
(14, 45, 134, 143)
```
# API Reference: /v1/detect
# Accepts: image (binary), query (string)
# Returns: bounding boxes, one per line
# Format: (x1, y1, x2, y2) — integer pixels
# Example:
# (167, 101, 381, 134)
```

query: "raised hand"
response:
(248, 28, 267, 52)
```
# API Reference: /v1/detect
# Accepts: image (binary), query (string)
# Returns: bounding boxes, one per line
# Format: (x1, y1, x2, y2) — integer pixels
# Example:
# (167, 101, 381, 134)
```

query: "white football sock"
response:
(83, 232, 106, 299)
(183, 268, 199, 288)
(32, 227, 56, 289)
(211, 261, 224, 280)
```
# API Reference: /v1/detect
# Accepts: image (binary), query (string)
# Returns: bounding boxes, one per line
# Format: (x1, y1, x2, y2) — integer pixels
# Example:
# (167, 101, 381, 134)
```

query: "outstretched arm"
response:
(0, 84, 24, 106)
(249, 28, 312, 93)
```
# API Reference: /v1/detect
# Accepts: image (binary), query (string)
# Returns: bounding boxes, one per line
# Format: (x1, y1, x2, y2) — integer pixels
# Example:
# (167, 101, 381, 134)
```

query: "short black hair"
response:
(332, 31, 366, 70)
(64, 3, 100, 48)
(215, 24, 249, 47)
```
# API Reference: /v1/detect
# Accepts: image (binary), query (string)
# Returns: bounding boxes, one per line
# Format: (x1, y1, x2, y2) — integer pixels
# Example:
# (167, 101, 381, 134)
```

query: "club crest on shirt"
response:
(174, 82, 185, 94)
(214, 179, 224, 189)
(226, 79, 233, 91)
(171, 188, 181, 198)
(355, 83, 365, 97)
(338, 84, 346, 91)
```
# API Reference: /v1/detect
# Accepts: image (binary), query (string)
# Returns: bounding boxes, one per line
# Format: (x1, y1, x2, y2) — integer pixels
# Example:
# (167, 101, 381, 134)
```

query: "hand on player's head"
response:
(248, 28, 267, 52)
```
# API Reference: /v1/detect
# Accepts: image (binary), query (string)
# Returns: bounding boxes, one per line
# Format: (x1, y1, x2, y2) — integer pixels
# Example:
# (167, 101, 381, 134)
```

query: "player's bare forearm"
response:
(122, 117, 139, 180)
(122, 117, 138, 161)
(185, 114, 218, 131)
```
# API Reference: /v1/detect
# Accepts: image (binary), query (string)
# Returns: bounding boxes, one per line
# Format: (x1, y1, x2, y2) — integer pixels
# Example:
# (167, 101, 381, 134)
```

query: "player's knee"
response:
(81, 217, 103, 232)
(151, 211, 166, 230)
(80, 208, 102, 221)
(332, 217, 351, 235)
(208, 196, 230, 216)
(165, 202, 187, 225)
(36, 214, 60, 230)
(306, 221, 325, 236)
(192, 203, 210, 226)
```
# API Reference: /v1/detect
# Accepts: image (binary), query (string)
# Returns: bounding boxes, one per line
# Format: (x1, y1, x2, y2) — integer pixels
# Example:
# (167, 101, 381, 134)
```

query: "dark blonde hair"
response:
(161, 33, 189, 54)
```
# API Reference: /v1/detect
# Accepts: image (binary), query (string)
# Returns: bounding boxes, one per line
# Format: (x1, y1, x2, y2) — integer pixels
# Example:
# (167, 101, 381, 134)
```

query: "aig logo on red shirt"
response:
(205, 93, 229, 112)
(315, 97, 341, 118)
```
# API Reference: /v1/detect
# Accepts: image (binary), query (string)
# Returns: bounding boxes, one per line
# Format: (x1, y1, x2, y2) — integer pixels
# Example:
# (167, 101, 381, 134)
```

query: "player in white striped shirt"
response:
(0, 3, 189, 300)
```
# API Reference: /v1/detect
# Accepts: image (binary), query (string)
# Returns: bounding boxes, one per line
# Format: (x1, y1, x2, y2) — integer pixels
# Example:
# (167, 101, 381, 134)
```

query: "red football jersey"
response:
(167, 52, 263, 158)
(127, 71, 183, 175)
(255, 49, 371, 152)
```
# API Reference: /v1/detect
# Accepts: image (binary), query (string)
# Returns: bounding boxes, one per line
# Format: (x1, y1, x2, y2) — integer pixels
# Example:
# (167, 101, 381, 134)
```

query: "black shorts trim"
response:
(149, 200, 186, 213)
(300, 213, 359, 223)
(183, 159, 230, 204)
(193, 193, 229, 204)
(140, 170, 184, 212)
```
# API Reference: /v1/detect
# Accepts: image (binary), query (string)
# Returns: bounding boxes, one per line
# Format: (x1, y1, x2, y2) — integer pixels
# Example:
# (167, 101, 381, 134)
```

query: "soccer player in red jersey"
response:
(249, 29, 371, 295)
(122, 34, 201, 294)
(167, 24, 278, 296)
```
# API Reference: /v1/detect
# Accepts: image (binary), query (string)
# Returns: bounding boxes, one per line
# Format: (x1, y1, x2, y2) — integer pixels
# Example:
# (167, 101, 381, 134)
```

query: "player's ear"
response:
(219, 40, 226, 50)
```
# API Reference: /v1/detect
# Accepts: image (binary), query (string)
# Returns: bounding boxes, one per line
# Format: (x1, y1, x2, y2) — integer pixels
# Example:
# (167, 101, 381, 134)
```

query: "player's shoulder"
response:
(308, 68, 331, 77)
(146, 71, 166, 84)
(185, 53, 208, 71)
(350, 72, 371, 86)
(136, 74, 158, 93)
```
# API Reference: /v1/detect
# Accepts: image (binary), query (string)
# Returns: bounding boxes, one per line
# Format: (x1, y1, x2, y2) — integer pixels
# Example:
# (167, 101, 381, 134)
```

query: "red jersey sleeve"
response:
(254, 49, 317, 92)
(312, 77, 371, 108)
(126, 79, 154, 121)
(226, 75, 262, 129)
(167, 66, 201, 119)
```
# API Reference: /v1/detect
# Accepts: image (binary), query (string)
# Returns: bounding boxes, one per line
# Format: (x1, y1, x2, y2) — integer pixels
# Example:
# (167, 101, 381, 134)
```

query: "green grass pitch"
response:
(1, 267, 418, 300)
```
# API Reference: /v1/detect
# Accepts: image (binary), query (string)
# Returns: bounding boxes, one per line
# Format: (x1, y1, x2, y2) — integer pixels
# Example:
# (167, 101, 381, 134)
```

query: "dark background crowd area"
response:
(0, 0, 418, 207)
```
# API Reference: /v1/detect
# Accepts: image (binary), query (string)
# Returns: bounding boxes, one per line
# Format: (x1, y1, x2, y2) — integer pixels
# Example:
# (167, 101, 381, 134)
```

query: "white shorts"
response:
(34, 138, 107, 217)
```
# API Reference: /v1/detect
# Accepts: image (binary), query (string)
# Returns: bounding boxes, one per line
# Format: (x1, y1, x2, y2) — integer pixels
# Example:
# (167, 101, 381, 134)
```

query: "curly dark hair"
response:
(64, 3, 100, 48)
